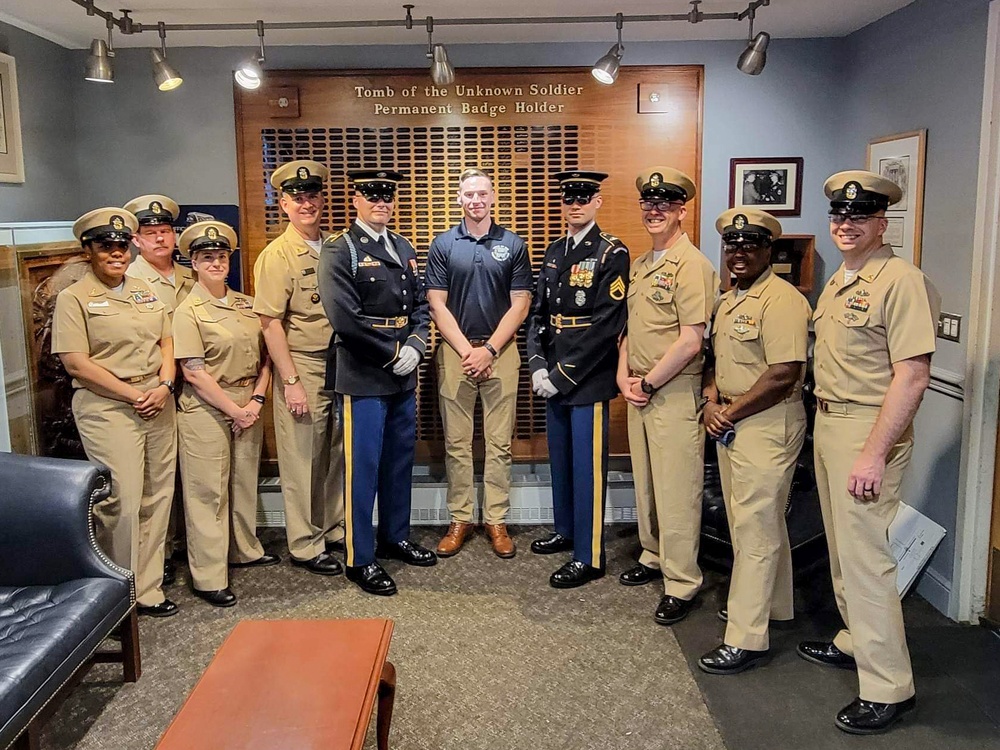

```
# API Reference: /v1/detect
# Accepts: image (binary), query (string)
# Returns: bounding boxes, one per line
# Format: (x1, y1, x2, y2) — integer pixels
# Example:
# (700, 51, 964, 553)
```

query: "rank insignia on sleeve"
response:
(609, 276, 626, 301)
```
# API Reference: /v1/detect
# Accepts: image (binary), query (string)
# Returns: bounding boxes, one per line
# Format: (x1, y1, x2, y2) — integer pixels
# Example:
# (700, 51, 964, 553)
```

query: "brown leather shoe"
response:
(436, 522, 474, 557)
(485, 523, 516, 558)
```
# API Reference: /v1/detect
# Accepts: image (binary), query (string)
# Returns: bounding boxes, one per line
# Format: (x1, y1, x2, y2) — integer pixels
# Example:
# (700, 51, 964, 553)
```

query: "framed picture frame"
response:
(729, 157, 804, 217)
(866, 130, 927, 267)
(0, 52, 25, 184)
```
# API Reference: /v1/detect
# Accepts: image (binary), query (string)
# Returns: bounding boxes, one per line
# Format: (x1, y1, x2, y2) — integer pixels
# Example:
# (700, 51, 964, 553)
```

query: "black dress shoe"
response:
(376, 539, 438, 567)
(137, 599, 179, 618)
(698, 644, 770, 675)
(654, 595, 696, 626)
(346, 562, 397, 596)
(230, 552, 281, 568)
(291, 551, 343, 576)
(619, 563, 659, 586)
(193, 587, 238, 608)
(836, 696, 916, 735)
(326, 539, 345, 554)
(162, 559, 177, 586)
(549, 560, 605, 589)
(530, 532, 574, 555)
(796, 640, 857, 670)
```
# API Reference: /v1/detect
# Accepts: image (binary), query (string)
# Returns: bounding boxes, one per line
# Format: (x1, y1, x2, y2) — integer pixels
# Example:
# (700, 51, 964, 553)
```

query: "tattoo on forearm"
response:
(181, 358, 206, 371)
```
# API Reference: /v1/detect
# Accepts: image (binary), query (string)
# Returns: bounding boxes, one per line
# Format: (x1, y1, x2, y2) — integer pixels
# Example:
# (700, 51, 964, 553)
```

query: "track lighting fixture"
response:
(592, 13, 624, 85)
(425, 17, 455, 86)
(235, 20, 266, 90)
(84, 18, 115, 83)
(737, 10, 770, 75)
(151, 22, 183, 91)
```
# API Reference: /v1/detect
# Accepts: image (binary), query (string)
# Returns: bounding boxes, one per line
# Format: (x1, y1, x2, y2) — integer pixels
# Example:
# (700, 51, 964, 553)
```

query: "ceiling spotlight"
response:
(592, 13, 624, 85)
(737, 11, 770, 76)
(151, 22, 183, 91)
(425, 16, 455, 86)
(235, 20, 266, 90)
(85, 19, 116, 83)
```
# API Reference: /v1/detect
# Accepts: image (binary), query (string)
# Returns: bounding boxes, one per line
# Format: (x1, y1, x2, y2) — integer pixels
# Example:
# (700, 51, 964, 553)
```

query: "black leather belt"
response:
(363, 315, 408, 329)
(549, 314, 592, 329)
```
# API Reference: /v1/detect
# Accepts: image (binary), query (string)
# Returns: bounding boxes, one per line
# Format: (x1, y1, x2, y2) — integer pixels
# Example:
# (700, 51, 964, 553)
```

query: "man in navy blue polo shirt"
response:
(425, 168, 534, 559)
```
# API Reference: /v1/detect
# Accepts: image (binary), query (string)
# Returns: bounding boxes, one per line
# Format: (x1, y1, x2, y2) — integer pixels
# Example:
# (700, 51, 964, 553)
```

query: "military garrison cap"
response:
(554, 170, 608, 197)
(716, 208, 782, 243)
(635, 167, 697, 204)
(178, 220, 238, 258)
(824, 170, 903, 215)
(271, 160, 329, 194)
(123, 194, 180, 226)
(73, 208, 139, 244)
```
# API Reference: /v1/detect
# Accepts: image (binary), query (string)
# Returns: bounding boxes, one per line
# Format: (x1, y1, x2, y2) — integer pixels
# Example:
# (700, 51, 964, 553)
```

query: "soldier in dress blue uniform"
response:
(318, 168, 437, 596)
(526, 170, 630, 588)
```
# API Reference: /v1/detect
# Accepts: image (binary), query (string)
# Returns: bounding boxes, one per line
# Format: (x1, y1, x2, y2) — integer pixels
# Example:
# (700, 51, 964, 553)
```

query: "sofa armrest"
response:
(0, 453, 133, 591)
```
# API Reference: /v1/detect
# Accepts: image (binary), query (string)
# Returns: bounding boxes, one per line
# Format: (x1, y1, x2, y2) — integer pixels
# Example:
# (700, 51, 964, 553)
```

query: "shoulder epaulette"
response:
(600, 232, 621, 245)
(323, 229, 347, 246)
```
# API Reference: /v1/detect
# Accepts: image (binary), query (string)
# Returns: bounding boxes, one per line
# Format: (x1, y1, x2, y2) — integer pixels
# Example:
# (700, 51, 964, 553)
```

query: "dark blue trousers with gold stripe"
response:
(342, 391, 415, 568)
(546, 399, 610, 569)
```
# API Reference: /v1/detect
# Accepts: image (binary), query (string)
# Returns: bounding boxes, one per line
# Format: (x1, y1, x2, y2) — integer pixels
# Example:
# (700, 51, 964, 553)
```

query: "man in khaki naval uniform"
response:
(798, 171, 940, 734)
(123, 193, 194, 584)
(52, 208, 178, 616)
(253, 160, 343, 575)
(174, 221, 278, 607)
(617, 168, 719, 625)
(698, 208, 810, 675)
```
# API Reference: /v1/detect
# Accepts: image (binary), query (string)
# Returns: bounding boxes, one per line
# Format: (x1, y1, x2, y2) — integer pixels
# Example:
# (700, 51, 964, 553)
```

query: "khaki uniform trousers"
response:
(435, 342, 520, 525)
(814, 406, 915, 704)
(628, 372, 705, 599)
(177, 384, 266, 591)
(273, 351, 344, 560)
(716, 400, 803, 651)
(72, 384, 176, 607)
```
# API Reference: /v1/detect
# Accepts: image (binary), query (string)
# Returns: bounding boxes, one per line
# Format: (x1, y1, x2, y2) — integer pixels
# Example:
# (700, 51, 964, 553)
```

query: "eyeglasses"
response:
(829, 213, 880, 226)
(360, 190, 396, 204)
(639, 200, 683, 212)
(562, 194, 595, 206)
(288, 191, 323, 205)
(723, 242, 765, 253)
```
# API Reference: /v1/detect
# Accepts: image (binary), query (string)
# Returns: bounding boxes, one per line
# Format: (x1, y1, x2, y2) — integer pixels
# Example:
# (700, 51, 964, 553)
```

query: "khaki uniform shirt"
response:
(173, 284, 262, 387)
(252, 225, 332, 354)
(52, 270, 170, 388)
(711, 269, 811, 398)
(128, 254, 195, 315)
(626, 233, 720, 376)
(813, 245, 940, 406)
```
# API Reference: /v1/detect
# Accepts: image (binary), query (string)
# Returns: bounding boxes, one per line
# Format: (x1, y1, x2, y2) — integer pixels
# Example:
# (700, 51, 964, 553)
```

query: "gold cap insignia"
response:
(845, 182, 859, 200)
(297, 166, 309, 180)
(111, 215, 125, 230)
(650, 173, 662, 187)
(734, 214, 747, 230)
(151, 201, 162, 214)
(206, 226, 219, 240)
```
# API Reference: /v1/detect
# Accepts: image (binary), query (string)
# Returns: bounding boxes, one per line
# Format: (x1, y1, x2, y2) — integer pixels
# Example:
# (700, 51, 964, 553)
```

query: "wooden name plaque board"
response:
(235, 66, 704, 462)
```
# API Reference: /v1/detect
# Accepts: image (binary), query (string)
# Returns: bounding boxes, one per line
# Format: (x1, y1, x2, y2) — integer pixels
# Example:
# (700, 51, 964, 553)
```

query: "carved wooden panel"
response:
(236, 67, 704, 462)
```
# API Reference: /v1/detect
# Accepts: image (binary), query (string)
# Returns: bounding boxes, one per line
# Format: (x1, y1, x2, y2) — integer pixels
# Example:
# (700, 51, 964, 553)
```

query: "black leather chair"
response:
(0, 453, 140, 750)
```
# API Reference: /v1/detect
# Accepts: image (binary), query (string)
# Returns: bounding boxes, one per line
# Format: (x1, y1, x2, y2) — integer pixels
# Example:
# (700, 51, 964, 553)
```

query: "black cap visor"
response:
(281, 176, 324, 194)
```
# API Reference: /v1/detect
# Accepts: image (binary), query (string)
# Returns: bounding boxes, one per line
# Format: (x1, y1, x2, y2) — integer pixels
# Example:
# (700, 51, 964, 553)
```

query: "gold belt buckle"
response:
(552, 314, 563, 328)
(394, 315, 407, 328)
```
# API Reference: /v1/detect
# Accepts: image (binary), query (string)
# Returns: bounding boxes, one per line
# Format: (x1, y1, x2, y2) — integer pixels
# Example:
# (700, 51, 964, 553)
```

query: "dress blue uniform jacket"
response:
(319, 222, 430, 396)
(526, 223, 630, 405)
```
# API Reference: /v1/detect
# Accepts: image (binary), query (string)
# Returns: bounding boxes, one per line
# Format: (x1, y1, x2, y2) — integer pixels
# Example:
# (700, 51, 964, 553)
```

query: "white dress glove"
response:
(531, 369, 559, 398)
(392, 345, 421, 376)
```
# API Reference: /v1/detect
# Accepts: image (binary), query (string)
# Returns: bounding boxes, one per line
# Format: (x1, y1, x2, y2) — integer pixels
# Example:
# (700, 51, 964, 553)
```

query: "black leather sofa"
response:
(0, 454, 140, 750)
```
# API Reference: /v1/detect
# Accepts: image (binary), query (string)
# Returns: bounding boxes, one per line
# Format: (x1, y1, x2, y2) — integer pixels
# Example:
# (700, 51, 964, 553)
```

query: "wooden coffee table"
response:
(156, 619, 396, 750)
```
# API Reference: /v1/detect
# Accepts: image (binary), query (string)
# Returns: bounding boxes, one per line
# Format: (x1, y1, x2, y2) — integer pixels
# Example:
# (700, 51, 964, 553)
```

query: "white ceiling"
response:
(2, 0, 915, 49)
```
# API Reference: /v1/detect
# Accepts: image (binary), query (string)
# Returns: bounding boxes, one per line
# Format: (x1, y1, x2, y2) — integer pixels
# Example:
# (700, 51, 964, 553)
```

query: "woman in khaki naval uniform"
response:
(698, 208, 810, 675)
(173, 221, 278, 607)
(52, 208, 179, 618)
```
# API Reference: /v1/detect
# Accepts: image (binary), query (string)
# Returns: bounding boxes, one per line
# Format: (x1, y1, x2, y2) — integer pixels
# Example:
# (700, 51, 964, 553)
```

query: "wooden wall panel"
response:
(235, 66, 704, 462)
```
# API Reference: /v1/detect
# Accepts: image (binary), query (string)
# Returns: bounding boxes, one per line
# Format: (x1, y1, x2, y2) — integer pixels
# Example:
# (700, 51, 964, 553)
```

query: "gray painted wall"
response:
(0, 22, 81, 222)
(840, 0, 989, 612)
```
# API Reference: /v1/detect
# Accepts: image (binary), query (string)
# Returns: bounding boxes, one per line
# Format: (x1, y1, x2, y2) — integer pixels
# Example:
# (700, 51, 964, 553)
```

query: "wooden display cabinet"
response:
(720, 233, 815, 296)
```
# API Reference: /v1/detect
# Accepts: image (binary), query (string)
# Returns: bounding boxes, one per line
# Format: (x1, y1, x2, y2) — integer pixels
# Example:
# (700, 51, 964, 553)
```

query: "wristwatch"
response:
(640, 378, 657, 395)
(483, 342, 498, 357)
(251, 394, 266, 405)
(283, 375, 300, 385)
(159, 379, 175, 394)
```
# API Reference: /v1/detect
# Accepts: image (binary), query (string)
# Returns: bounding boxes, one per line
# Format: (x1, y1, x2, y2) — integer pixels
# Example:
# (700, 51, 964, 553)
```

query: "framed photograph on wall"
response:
(867, 130, 927, 267)
(0, 52, 25, 184)
(729, 157, 803, 217)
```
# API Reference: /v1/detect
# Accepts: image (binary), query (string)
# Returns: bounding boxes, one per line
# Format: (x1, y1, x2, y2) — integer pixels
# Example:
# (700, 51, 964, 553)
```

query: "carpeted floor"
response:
(41, 526, 725, 750)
